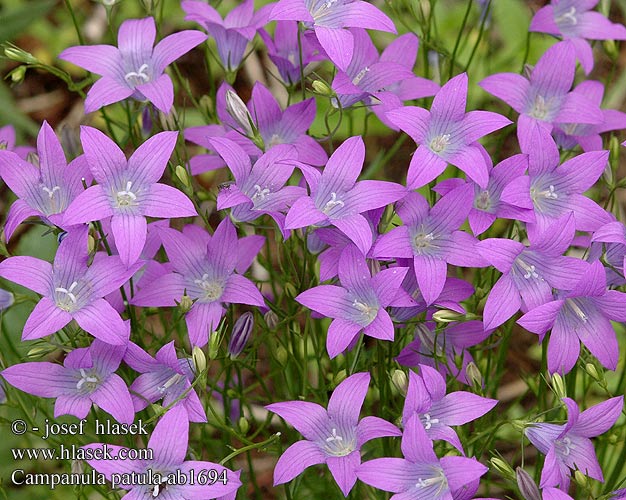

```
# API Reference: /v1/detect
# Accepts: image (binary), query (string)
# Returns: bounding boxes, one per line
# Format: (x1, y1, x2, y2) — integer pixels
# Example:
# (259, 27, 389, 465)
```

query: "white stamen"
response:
(568, 300, 588, 322)
(251, 184, 271, 202)
(158, 373, 184, 393)
(124, 63, 150, 86)
(429, 134, 451, 153)
(322, 192, 345, 214)
(193, 274, 223, 301)
(352, 67, 370, 86)
(326, 428, 343, 443)
(423, 413, 440, 430)
(116, 181, 138, 206)
(76, 368, 99, 391)
(352, 299, 377, 323)
(413, 232, 435, 249)
(42, 185, 61, 198)
(55, 281, 79, 304)
(556, 6, 577, 25)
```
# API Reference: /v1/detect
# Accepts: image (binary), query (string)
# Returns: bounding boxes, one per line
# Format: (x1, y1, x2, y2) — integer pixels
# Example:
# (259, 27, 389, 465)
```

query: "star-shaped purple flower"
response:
(518, 260, 626, 373)
(182, 0, 272, 72)
(266, 372, 401, 496)
(372, 184, 487, 305)
(59, 17, 206, 113)
(0, 226, 140, 344)
(124, 341, 207, 423)
(84, 405, 241, 498)
(63, 126, 197, 267)
(530, 0, 626, 74)
(0, 120, 91, 240)
(387, 72, 511, 188)
(270, 0, 396, 71)
(296, 244, 411, 357)
(477, 213, 587, 330)
(525, 396, 623, 490)
(402, 365, 498, 454)
(285, 135, 406, 254)
(479, 41, 603, 148)
(130, 219, 265, 347)
(357, 413, 489, 499)
(2, 338, 134, 423)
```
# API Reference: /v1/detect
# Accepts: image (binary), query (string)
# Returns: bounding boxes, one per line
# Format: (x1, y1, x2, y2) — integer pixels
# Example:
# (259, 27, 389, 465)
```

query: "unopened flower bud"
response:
(551, 373, 566, 400)
(585, 363, 601, 382)
(26, 344, 55, 359)
(0, 289, 15, 311)
(225, 90, 254, 137)
(609, 135, 621, 178)
(490, 457, 515, 480)
(391, 370, 408, 396)
(283, 282, 297, 298)
(198, 94, 213, 115)
(141, 106, 153, 136)
(10, 66, 27, 84)
(465, 361, 483, 390)
(604, 39, 618, 59)
(71, 459, 85, 475)
(312, 80, 333, 96)
(523, 63, 534, 79)
(178, 294, 194, 313)
(4, 46, 38, 64)
(291, 321, 300, 336)
(275, 345, 288, 367)
(26, 151, 40, 167)
(208, 331, 221, 360)
(228, 312, 254, 359)
(238, 416, 249, 436)
(175, 165, 193, 191)
(432, 309, 464, 323)
(192, 346, 207, 374)
(516, 467, 541, 500)
(264, 310, 279, 330)
(334, 370, 347, 386)
(87, 235, 97, 254)
(574, 470, 588, 488)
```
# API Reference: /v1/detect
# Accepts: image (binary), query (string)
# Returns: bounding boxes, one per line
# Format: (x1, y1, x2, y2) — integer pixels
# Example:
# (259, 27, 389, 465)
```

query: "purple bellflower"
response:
(270, 0, 397, 71)
(521, 125, 611, 236)
(525, 396, 623, 490)
(479, 41, 603, 148)
(372, 184, 487, 305)
(397, 321, 493, 385)
(590, 220, 626, 284)
(0, 124, 34, 159)
(402, 365, 498, 454)
(434, 153, 535, 235)
(209, 138, 305, 236)
(518, 260, 626, 373)
(63, 127, 197, 267)
(124, 341, 207, 423)
(182, 0, 272, 72)
(59, 17, 206, 113)
(530, 0, 626, 74)
(330, 29, 419, 109)
(0, 226, 140, 344)
(266, 372, 401, 496)
(477, 213, 587, 330)
(2, 338, 134, 423)
(386, 72, 511, 189)
(356, 413, 489, 500)
(0, 120, 91, 241)
(296, 245, 412, 357)
(185, 82, 327, 172)
(552, 80, 626, 151)
(258, 21, 325, 84)
(130, 218, 265, 347)
(285, 136, 406, 254)
(84, 405, 241, 498)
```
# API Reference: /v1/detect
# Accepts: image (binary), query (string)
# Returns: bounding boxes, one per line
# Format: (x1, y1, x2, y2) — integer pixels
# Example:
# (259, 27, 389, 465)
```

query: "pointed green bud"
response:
(312, 80, 333, 96)
(391, 370, 408, 396)
(584, 363, 601, 382)
(10, 65, 27, 84)
(283, 282, 297, 298)
(573, 470, 588, 488)
(192, 346, 207, 374)
(275, 345, 288, 367)
(551, 373, 566, 400)
(179, 294, 194, 314)
(334, 370, 347, 386)
(225, 89, 254, 137)
(208, 331, 221, 360)
(466, 361, 483, 391)
(4, 46, 38, 64)
(264, 310, 279, 330)
(238, 416, 249, 436)
(603, 39, 618, 59)
(490, 457, 515, 480)
(175, 165, 193, 191)
(432, 309, 465, 323)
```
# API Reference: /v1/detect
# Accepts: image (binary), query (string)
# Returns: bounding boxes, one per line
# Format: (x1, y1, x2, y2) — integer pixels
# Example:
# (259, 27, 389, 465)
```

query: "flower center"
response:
(158, 373, 185, 393)
(268, 134, 283, 148)
(515, 259, 539, 280)
(352, 299, 378, 325)
(55, 281, 80, 312)
(475, 190, 491, 210)
(124, 63, 150, 87)
(321, 192, 345, 215)
(556, 436, 574, 456)
(311, 0, 338, 20)
(193, 274, 224, 302)
(555, 6, 577, 26)
(116, 181, 138, 207)
(323, 427, 355, 457)
(76, 368, 100, 393)
(429, 134, 451, 153)
(413, 232, 435, 252)
(352, 67, 370, 86)
(251, 184, 271, 203)
(422, 413, 440, 430)
(415, 466, 448, 495)
(532, 184, 558, 201)
(529, 95, 555, 120)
